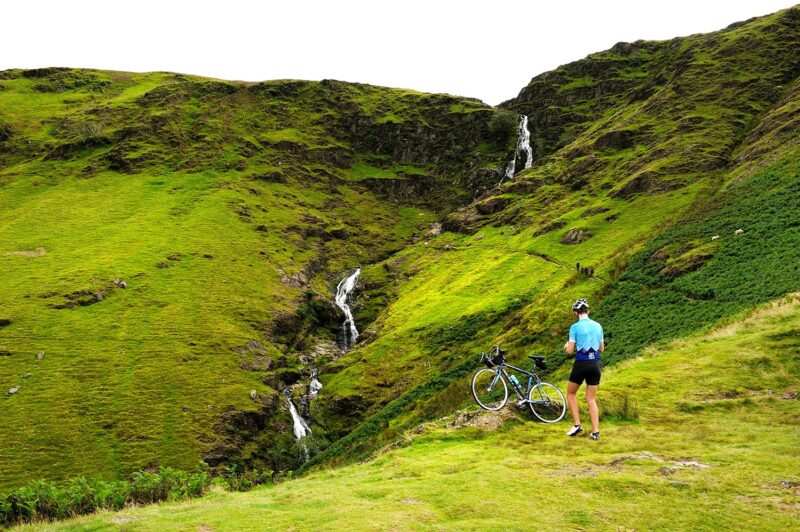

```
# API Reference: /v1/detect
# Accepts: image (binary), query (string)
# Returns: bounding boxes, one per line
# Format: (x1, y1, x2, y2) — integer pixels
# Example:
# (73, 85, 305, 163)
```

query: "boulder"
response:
(561, 229, 591, 245)
(534, 220, 567, 237)
(328, 394, 366, 415)
(475, 196, 512, 215)
(593, 129, 636, 150)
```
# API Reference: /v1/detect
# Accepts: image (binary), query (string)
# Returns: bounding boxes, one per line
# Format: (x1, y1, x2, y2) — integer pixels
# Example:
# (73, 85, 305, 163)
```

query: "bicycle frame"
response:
(490, 362, 543, 401)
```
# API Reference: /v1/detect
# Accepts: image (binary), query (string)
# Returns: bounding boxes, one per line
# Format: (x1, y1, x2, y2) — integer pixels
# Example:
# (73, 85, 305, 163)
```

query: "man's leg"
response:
(586, 385, 599, 434)
(567, 381, 581, 426)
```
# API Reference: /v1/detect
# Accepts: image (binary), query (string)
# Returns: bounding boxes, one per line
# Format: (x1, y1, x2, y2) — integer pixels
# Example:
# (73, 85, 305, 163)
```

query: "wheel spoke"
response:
(472, 369, 508, 411)
(527, 383, 566, 423)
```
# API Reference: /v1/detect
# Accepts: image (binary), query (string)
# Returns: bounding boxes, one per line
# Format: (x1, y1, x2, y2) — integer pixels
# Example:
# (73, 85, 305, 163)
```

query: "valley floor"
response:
(23, 296, 800, 531)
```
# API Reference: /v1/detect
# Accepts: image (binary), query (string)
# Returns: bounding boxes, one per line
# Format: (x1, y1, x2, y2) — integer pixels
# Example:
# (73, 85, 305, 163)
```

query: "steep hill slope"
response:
(311, 5, 800, 466)
(31, 295, 800, 530)
(0, 71, 507, 487)
(1, 5, 799, 493)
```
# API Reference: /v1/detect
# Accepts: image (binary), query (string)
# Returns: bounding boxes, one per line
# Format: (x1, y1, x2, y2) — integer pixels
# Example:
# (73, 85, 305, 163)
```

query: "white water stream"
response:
(309, 370, 323, 399)
(502, 114, 533, 182)
(334, 268, 361, 350)
(285, 389, 311, 440)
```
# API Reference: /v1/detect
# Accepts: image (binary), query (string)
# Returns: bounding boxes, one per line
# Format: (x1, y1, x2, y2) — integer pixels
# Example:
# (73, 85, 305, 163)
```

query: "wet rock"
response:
(561, 228, 591, 245)
(428, 223, 442, 236)
(113, 278, 128, 289)
(156, 261, 169, 269)
(8, 385, 20, 395)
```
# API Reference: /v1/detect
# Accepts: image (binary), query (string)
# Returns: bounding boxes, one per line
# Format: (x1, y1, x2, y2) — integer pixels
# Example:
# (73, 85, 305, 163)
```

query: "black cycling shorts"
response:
(569, 359, 601, 386)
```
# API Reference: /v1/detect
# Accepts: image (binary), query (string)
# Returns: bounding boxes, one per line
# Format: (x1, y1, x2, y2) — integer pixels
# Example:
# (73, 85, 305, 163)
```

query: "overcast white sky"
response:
(2, 0, 796, 105)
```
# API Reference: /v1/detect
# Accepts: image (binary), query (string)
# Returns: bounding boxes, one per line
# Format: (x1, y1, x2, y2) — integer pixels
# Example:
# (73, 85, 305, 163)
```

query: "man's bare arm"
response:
(564, 340, 576, 356)
(599, 340, 605, 353)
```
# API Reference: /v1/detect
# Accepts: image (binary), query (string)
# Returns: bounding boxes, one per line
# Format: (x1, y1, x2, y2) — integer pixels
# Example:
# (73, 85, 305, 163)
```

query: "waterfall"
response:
(309, 369, 323, 399)
(285, 389, 311, 440)
(334, 268, 361, 351)
(502, 114, 533, 183)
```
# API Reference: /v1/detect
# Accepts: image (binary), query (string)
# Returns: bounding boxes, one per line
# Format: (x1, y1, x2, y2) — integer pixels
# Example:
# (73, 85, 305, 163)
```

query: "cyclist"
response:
(563, 298, 603, 440)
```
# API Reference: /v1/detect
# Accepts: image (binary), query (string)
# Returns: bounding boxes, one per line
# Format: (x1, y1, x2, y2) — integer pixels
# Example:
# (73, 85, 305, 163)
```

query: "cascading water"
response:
(334, 268, 361, 351)
(285, 389, 311, 440)
(309, 369, 323, 399)
(502, 114, 533, 183)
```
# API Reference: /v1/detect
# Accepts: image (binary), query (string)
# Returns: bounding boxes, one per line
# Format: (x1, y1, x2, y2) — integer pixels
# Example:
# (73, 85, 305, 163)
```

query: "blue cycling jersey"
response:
(569, 317, 604, 361)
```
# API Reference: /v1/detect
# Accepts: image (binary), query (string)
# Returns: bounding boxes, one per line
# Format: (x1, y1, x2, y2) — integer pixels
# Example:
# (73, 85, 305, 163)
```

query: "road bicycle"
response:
(471, 346, 566, 423)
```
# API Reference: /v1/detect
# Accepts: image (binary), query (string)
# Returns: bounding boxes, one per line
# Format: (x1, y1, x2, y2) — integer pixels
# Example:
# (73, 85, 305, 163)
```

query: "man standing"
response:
(563, 298, 603, 440)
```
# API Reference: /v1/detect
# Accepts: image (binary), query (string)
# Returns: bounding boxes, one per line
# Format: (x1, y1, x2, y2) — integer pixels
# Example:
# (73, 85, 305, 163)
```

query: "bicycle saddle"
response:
(528, 355, 545, 362)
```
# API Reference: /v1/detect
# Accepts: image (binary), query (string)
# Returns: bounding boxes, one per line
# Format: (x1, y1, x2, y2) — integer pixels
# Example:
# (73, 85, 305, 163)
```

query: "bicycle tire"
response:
(471, 368, 508, 411)
(528, 382, 567, 422)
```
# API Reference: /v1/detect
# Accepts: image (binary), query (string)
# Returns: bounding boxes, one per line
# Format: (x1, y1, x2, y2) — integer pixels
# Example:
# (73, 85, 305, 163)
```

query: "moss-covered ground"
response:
(28, 294, 800, 530)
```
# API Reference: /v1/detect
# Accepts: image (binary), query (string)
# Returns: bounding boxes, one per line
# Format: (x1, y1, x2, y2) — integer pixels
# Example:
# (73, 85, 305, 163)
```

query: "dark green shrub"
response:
(0, 466, 210, 527)
(489, 110, 518, 144)
(222, 465, 274, 492)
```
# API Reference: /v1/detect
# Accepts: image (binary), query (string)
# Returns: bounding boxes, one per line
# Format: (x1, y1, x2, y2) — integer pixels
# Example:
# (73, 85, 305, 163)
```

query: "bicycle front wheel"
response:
(471, 368, 508, 411)
(528, 382, 566, 422)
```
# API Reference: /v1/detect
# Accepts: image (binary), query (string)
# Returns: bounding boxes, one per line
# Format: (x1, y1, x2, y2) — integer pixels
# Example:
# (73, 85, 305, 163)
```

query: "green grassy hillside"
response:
(310, 6, 800, 465)
(29, 294, 800, 530)
(0, 70, 506, 487)
(0, 3, 798, 504)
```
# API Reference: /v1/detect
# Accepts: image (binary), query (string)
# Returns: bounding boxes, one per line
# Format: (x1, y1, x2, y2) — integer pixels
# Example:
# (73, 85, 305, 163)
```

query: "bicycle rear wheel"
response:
(471, 368, 508, 411)
(528, 382, 566, 422)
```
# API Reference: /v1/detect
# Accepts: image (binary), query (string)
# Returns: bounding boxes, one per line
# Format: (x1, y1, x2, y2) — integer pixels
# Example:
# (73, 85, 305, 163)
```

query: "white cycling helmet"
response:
(572, 298, 589, 313)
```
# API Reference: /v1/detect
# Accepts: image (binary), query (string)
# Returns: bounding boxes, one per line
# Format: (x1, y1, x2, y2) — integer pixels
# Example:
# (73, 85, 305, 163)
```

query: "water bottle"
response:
(509, 374, 521, 389)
